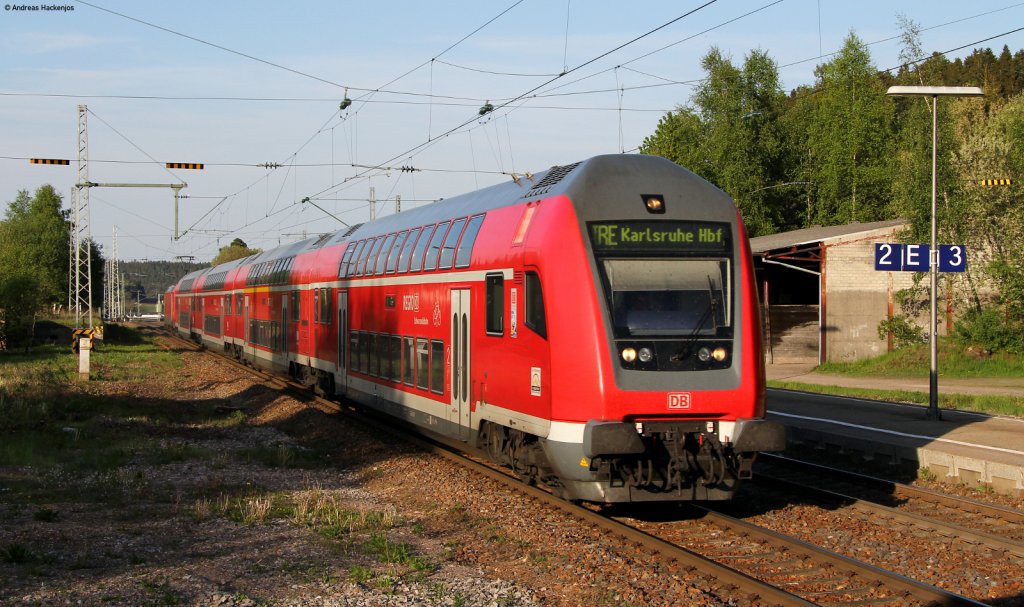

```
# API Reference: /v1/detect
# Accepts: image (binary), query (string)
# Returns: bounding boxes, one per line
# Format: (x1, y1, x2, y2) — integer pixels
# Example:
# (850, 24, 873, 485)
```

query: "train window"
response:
(378, 333, 391, 379)
(313, 289, 320, 323)
(224, 295, 230, 313)
(350, 332, 361, 373)
(525, 271, 547, 340)
(362, 332, 373, 375)
(397, 227, 421, 274)
(344, 241, 365, 278)
(415, 338, 429, 390)
(403, 336, 415, 385)
(438, 218, 466, 270)
(422, 221, 450, 271)
(389, 335, 402, 381)
(485, 273, 504, 335)
(353, 239, 371, 277)
(338, 245, 355, 278)
(367, 333, 379, 376)
(319, 288, 332, 324)
(455, 214, 484, 268)
(409, 225, 436, 272)
(375, 233, 398, 275)
(430, 339, 444, 394)
(290, 291, 300, 322)
(364, 237, 387, 276)
(354, 239, 375, 277)
(600, 259, 731, 338)
(385, 231, 408, 274)
(270, 259, 281, 283)
(235, 294, 243, 316)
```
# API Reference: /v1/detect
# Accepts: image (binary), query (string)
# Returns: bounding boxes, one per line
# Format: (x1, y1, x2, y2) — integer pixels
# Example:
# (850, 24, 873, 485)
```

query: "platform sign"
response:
(938, 245, 967, 272)
(874, 243, 967, 272)
(902, 244, 930, 272)
(874, 243, 902, 271)
(873, 243, 928, 271)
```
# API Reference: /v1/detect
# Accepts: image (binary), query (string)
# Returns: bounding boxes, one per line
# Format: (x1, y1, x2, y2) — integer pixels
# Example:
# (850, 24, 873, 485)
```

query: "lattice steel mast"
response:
(72, 104, 93, 328)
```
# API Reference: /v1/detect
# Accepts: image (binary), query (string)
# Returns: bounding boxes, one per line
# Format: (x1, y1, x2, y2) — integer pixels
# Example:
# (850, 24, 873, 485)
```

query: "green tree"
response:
(948, 94, 1024, 336)
(0, 185, 72, 348)
(211, 238, 260, 266)
(640, 109, 703, 172)
(803, 32, 895, 226)
(641, 48, 791, 236)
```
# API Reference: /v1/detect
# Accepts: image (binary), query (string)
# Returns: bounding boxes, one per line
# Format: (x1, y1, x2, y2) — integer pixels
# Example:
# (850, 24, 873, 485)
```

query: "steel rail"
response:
(159, 329, 985, 607)
(757, 454, 1024, 555)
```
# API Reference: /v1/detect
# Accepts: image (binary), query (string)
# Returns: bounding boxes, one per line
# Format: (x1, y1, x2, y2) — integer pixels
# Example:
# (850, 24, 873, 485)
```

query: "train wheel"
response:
(480, 422, 506, 464)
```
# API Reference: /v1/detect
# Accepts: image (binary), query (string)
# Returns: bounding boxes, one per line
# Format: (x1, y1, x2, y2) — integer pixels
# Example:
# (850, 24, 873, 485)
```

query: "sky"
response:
(3, 1, 1023, 262)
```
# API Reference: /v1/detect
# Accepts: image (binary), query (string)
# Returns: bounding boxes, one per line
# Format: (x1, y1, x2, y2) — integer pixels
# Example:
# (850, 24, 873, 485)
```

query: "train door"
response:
(280, 293, 288, 357)
(450, 289, 471, 438)
(337, 291, 348, 394)
(244, 294, 253, 361)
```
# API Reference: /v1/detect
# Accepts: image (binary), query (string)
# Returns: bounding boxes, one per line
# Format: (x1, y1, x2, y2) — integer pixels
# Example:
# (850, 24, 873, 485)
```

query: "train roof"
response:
(173, 154, 725, 288)
(321, 153, 717, 244)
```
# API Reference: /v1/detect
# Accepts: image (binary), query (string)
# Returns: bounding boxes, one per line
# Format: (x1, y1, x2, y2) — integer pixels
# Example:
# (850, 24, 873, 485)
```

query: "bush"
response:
(953, 307, 1024, 354)
(877, 315, 924, 349)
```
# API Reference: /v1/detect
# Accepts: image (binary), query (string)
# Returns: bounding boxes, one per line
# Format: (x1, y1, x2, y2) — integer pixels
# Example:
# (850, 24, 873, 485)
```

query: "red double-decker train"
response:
(166, 154, 785, 503)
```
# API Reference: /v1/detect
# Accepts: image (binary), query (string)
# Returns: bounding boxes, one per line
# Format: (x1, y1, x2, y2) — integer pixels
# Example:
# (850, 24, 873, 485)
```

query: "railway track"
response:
(754, 453, 1024, 557)
(160, 330, 990, 607)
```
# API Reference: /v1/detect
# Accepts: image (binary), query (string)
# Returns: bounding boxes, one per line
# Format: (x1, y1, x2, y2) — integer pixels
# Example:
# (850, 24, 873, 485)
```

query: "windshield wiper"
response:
(670, 275, 718, 362)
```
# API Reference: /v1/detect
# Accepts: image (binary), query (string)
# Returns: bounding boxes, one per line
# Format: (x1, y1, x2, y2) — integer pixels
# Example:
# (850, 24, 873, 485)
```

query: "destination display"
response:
(589, 221, 731, 253)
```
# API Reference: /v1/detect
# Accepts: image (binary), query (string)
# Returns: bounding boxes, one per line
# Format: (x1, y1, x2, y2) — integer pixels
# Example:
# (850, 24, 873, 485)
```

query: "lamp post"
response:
(885, 85, 983, 421)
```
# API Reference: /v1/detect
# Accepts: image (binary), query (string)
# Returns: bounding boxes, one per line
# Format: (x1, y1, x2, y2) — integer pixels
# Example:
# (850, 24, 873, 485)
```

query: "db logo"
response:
(667, 393, 692, 410)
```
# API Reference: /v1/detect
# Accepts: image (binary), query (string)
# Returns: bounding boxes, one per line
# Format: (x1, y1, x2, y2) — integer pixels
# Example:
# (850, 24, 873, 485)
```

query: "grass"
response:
(815, 339, 1024, 378)
(1, 324, 439, 599)
(768, 339, 1024, 417)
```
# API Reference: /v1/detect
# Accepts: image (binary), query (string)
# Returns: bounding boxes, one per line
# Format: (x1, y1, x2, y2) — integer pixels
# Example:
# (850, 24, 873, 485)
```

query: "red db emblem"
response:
(667, 393, 691, 410)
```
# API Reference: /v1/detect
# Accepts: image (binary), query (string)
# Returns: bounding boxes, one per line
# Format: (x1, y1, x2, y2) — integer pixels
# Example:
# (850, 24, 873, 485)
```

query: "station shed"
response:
(750, 219, 920, 365)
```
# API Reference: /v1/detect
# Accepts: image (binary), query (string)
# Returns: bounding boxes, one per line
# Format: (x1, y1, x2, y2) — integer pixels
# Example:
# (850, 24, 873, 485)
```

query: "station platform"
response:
(764, 366, 1024, 496)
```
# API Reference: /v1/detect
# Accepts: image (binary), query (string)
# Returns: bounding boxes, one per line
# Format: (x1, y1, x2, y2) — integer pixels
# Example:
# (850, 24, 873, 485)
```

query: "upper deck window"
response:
(409, 225, 436, 273)
(343, 241, 365, 278)
(338, 245, 355, 278)
(455, 214, 484, 268)
(360, 237, 385, 277)
(385, 231, 408, 274)
(397, 227, 422, 273)
(375, 233, 398, 275)
(422, 221, 451, 271)
(437, 218, 466, 270)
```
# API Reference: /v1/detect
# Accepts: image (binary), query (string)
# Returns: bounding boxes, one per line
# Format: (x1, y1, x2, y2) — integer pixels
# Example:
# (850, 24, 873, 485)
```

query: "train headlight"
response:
(697, 347, 711, 362)
(712, 347, 728, 362)
(621, 347, 637, 362)
(641, 194, 666, 214)
(638, 347, 653, 363)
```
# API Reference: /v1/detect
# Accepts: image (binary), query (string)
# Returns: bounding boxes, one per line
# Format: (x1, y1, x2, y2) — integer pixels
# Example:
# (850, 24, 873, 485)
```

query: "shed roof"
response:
(749, 219, 906, 254)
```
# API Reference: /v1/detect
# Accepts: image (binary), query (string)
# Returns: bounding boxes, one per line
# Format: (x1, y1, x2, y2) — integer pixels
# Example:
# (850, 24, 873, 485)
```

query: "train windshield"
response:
(602, 258, 731, 337)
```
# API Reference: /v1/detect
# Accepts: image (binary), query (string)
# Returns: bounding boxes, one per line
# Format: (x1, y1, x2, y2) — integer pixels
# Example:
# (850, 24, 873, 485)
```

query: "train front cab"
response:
(524, 157, 786, 503)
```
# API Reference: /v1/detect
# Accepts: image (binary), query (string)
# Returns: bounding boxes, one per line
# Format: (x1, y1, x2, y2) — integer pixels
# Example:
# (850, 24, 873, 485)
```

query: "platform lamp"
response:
(885, 86, 983, 421)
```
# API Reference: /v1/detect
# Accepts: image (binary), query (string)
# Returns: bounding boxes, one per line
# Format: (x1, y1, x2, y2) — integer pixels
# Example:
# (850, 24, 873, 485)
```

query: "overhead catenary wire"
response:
(86, 108, 186, 185)
(304, 0, 722, 206)
(51, 2, 1024, 260)
(175, 1, 528, 243)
